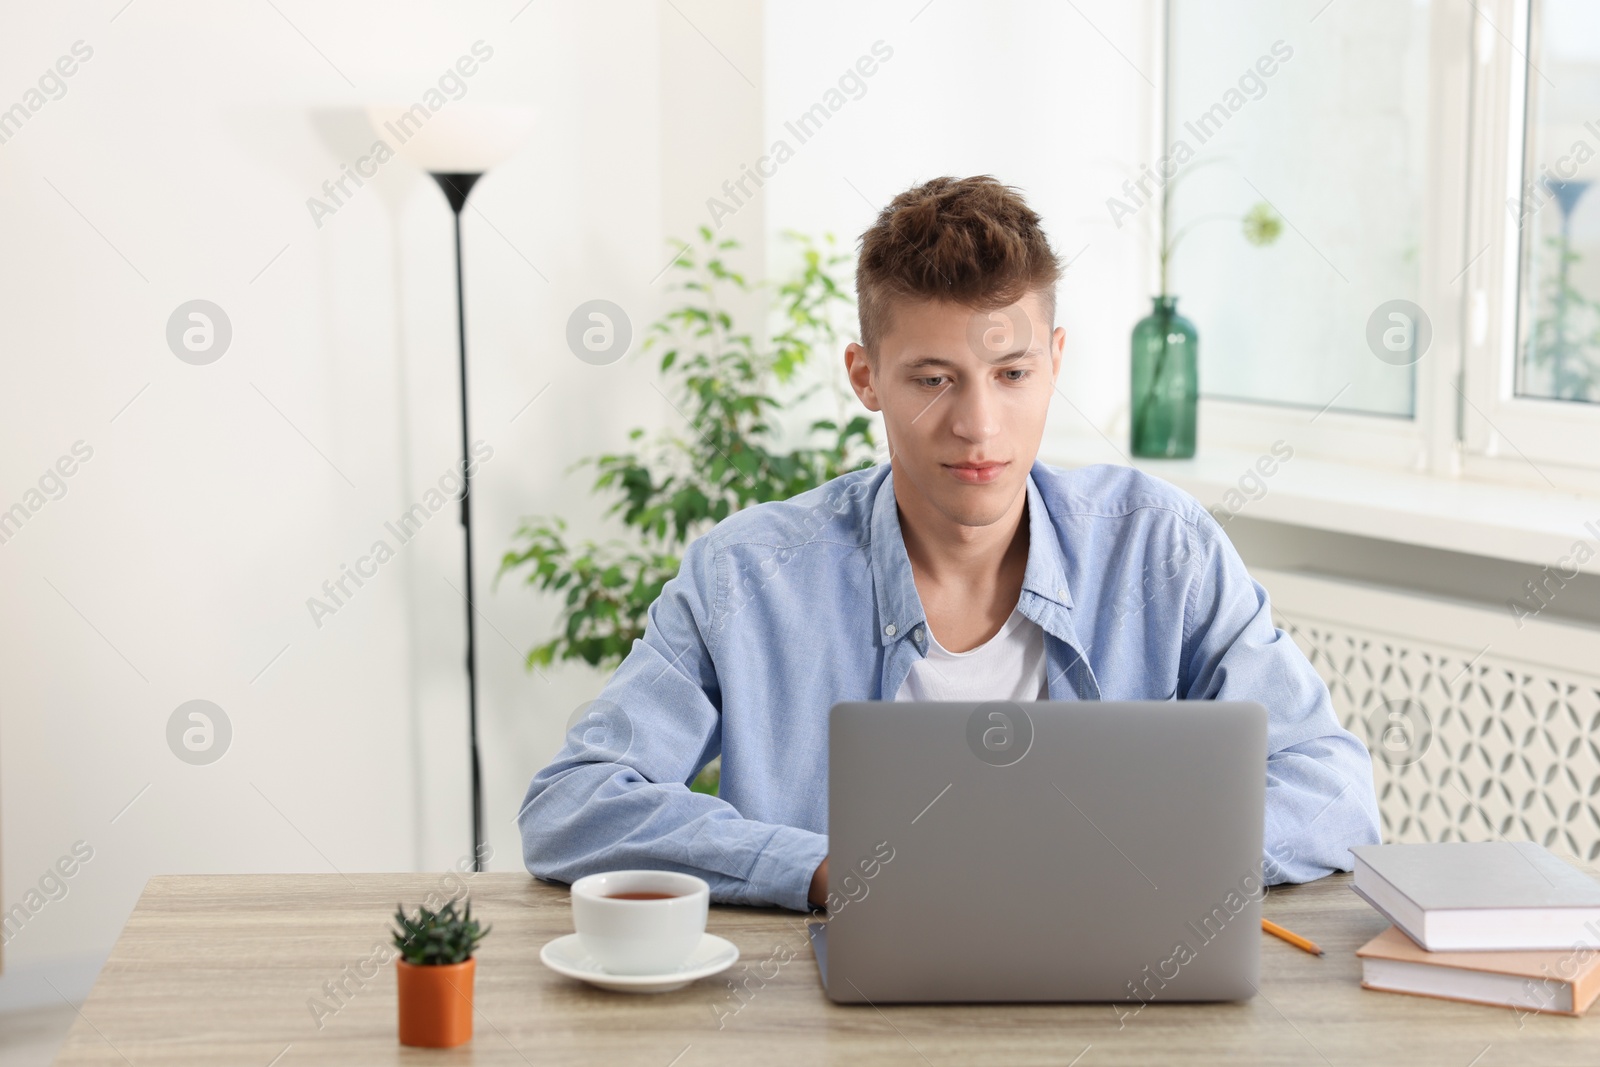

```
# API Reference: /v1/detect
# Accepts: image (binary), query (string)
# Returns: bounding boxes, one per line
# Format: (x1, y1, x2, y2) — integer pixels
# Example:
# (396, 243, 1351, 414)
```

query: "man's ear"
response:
(1050, 325, 1065, 381)
(845, 342, 882, 412)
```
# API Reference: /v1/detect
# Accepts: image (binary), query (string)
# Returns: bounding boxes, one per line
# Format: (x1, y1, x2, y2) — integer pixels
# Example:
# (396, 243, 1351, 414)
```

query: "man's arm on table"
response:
(517, 535, 829, 912)
(1181, 515, 1382, 881)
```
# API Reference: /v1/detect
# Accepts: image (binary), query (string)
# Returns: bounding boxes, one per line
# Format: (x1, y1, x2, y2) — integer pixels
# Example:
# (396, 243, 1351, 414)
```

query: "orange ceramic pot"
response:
(396, 957, 475, 1048)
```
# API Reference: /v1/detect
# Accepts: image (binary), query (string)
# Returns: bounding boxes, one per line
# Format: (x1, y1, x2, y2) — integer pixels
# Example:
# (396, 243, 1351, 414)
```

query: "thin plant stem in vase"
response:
(1130, 162, 1283, 458)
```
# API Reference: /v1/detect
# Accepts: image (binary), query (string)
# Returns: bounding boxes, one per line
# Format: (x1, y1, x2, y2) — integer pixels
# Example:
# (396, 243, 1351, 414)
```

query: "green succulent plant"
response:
(391, 898, 491, 966)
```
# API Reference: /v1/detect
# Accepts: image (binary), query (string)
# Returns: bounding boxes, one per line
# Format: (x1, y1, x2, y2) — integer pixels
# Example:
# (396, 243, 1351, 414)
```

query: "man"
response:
(519, 175, 1380, 913)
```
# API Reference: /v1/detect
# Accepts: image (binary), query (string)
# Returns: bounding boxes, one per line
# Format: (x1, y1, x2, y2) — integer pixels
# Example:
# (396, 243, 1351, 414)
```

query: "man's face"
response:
(845, 291, 1064, 529)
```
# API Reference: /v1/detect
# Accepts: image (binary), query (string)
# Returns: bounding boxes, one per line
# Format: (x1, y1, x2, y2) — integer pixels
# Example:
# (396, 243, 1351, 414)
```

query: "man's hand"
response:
(808, 856, 829, 909)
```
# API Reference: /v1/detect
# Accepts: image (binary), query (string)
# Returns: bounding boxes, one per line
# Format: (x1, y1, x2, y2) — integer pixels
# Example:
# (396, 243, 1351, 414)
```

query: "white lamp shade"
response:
(365, 103, 536, 173)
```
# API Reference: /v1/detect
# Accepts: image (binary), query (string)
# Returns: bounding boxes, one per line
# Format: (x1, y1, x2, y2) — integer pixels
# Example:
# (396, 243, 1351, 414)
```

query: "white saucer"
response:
(539, 933, 739, 993)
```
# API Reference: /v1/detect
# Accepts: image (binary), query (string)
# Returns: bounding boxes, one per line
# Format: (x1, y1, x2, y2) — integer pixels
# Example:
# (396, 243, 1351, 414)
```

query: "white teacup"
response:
(570, 870, 710, 975)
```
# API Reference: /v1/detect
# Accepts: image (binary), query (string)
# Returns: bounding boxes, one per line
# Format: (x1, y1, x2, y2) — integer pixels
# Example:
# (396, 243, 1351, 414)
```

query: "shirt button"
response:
(1057, 588, 1068, 599)
(913, 626, 924, 643)
(884, 624, 897, 637)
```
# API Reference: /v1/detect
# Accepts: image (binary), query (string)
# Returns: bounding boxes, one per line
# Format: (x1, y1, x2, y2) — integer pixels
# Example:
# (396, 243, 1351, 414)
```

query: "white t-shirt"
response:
(894, 607, 1049, 702)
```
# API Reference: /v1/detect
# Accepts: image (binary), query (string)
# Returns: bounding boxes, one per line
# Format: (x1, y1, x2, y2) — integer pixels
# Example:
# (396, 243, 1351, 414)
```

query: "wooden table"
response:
(53, 872, 1599, 1066)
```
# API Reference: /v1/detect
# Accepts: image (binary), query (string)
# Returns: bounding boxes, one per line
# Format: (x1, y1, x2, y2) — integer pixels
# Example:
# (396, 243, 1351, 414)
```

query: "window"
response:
(1462, 0, 1600, 487)
(1512, 0, 1600, 405)
(1161, 0, 1600, 488)
(1166, 0, 1433, 420)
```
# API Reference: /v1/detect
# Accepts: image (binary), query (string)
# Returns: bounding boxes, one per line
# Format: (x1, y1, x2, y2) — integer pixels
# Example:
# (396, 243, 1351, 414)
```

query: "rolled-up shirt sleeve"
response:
(1179, 513, 1382, 883)
(516, 533, 829, 912)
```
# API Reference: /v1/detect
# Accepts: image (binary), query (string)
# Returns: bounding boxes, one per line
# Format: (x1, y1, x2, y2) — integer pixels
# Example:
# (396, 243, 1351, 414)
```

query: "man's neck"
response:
(896, 470, 1030, 604)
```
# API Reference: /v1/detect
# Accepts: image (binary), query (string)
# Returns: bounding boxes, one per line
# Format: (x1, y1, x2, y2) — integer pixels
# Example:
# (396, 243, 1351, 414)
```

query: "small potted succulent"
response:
(391, 897, 491, 1048)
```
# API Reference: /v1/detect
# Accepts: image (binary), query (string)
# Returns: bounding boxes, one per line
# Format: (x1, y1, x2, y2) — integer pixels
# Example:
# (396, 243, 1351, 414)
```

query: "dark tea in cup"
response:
(606, 891, 679, 900)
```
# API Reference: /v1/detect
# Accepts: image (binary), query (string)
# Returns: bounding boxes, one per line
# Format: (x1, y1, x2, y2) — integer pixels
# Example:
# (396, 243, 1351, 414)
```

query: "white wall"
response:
(0, 0, 776, 1010)
(0, 0, 1153, 1013)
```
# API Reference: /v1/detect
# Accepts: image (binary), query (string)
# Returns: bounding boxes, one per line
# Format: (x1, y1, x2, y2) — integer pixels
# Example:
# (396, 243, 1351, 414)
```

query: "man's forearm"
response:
(1263, 736, 1380, 882)
(519, 761, 830, 911)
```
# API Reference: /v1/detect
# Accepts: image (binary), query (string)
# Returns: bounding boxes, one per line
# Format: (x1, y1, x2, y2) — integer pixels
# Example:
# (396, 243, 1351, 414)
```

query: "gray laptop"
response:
(810, 700, 1268, 1003)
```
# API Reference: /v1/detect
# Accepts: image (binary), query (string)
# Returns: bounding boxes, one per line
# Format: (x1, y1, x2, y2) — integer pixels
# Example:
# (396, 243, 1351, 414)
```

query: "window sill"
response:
(1040, 435, 1600, 576)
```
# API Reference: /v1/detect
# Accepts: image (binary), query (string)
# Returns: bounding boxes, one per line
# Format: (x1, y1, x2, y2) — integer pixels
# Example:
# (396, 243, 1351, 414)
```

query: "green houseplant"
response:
(499, 227, 877, 795)
(391, 898, 490, 1048)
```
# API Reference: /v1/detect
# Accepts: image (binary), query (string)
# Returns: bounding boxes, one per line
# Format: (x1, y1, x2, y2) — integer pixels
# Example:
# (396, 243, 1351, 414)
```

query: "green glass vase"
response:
(1130, 294, 1198, 458)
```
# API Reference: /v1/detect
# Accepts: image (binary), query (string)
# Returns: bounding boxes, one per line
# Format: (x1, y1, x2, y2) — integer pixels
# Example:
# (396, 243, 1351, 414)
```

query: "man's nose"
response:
(949, 380, 1001, 444)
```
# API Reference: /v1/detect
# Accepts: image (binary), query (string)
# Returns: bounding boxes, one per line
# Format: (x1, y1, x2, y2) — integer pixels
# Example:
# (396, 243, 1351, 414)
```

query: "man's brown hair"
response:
(854, 175, 1063, 357)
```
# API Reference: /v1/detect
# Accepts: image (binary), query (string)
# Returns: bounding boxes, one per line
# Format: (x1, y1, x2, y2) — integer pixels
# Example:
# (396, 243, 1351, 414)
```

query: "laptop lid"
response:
(822, 700, 1267, 1003)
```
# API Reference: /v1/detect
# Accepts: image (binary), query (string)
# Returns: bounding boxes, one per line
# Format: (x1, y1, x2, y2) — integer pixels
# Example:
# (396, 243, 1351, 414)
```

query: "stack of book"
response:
(1351, 842, 1600, 1015)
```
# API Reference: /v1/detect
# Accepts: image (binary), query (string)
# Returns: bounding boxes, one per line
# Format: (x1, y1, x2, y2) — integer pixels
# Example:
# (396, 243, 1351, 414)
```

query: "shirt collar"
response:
(1019, 464, 1074, 610)
(868, 462, 1074, 648)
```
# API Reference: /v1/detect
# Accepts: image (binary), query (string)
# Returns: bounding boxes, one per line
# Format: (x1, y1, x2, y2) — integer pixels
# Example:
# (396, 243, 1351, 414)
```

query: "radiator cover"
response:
(1260, 568, 1600, 861)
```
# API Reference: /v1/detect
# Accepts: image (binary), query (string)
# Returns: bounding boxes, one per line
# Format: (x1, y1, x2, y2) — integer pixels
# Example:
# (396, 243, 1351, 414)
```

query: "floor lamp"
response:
(368, 105, 536, 872)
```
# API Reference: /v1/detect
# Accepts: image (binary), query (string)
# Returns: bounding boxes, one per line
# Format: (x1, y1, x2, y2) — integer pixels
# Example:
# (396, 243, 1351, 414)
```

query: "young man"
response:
(519, 175, 1380, 913)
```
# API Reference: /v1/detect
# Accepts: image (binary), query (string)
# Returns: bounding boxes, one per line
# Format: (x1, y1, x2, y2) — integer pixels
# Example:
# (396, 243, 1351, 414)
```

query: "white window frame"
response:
(1460, 0, 1600, 493)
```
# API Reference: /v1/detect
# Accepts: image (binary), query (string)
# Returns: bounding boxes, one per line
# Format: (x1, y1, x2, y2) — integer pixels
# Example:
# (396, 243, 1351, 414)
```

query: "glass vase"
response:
(1130, 295, 1198, 458)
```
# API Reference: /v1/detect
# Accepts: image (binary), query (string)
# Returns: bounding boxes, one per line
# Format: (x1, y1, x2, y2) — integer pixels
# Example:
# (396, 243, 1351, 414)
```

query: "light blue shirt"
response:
(517, 461, 1381, 912)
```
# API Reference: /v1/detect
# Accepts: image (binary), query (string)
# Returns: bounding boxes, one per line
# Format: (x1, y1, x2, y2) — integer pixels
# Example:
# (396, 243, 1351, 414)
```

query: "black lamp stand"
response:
(430, 171, 486, 873)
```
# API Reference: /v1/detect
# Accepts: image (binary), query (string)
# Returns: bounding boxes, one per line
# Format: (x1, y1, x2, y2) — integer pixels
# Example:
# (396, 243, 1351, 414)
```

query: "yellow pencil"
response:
(1261, 918, 1323, 956)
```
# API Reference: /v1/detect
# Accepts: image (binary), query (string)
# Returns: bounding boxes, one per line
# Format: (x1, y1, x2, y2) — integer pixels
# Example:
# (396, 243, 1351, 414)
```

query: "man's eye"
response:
(1004, 368, 1030, 382)
(917, 376, 947, 388)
